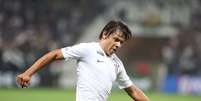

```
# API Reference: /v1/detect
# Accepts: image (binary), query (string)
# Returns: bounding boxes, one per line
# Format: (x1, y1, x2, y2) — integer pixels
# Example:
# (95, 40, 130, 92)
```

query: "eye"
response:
(114, 38, 124, 44)
(114, 38, 119, 42)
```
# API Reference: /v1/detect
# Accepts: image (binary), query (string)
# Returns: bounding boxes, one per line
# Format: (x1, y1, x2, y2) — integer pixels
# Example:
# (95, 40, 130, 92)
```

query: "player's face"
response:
(102, 31, 125, 56)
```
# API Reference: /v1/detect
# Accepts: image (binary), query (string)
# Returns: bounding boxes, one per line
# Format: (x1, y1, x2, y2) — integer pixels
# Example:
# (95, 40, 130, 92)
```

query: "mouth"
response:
(107, 49, 117, 56)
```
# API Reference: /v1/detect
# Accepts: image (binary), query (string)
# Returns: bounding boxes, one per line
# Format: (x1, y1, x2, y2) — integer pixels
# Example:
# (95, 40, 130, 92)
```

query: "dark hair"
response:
(99, 20, 132, 40)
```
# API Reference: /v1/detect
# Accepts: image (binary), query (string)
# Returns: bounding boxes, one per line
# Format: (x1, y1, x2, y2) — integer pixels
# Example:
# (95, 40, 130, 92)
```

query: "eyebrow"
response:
(114, 36, 125, 43)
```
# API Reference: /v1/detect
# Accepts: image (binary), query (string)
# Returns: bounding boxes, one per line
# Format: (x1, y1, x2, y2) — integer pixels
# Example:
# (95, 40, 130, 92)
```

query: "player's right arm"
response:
(124, 85, 150, 101)
(16, 49, 64, 88)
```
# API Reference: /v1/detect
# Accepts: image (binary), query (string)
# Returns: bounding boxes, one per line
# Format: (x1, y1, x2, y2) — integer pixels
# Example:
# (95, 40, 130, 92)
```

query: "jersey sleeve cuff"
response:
(118, 80, 133, 89)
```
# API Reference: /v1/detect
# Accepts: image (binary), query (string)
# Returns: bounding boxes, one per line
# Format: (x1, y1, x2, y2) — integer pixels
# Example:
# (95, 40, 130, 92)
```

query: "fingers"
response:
(21, 81, 28, 88)
(20, 80, 30, 88)
(22, 81, 30, 88)
(16, 76, 23, 86)
(16, 75, 30, 88)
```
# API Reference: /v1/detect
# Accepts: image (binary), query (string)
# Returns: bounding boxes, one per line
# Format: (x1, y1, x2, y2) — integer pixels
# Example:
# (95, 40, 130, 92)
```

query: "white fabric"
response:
(61, 42, 133, 101)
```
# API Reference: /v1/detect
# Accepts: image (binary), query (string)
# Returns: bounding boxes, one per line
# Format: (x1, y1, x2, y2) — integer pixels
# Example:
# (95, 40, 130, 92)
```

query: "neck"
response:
(99, 40, 110, 56)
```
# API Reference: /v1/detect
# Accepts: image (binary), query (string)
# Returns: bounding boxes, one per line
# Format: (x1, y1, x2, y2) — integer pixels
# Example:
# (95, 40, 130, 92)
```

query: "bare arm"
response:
(124, 85, 150, 101)
(16, 49, 64, 88)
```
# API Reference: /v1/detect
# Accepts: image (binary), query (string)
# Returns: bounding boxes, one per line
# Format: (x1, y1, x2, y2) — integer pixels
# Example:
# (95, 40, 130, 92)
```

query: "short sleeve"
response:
(61, 43, 87, 61)
(116, 63, 133, 89)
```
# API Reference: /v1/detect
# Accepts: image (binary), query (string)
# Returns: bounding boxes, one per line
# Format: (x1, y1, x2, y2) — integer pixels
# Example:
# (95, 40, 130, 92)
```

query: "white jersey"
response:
(61, 42, 133, 101)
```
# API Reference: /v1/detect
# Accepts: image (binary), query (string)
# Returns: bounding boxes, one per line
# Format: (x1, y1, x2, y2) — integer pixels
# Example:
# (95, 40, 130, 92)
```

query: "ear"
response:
(102, 31, 108, 39)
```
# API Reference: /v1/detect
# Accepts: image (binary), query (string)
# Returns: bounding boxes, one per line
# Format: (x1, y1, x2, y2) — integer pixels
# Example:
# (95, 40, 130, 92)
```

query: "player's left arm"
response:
(124, 85, 151, 101)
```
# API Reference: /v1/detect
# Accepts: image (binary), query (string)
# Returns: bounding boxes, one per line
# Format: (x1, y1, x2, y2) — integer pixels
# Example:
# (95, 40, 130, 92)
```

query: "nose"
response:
(116, 42, 121, 48)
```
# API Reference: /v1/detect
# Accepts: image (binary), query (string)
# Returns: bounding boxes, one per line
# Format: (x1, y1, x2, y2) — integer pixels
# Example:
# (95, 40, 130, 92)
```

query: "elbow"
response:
(136, 95, 151, 101)
(125, 86, 151, 101)
(134, 97, 150, 101)
(48, 49, 64, 60)
(133, 95, 150, 101)
(141, 98, 151, 101)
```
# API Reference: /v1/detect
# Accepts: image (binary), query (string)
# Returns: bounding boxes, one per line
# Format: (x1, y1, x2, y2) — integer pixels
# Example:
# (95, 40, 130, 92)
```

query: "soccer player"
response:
(16, 20, 150, 101)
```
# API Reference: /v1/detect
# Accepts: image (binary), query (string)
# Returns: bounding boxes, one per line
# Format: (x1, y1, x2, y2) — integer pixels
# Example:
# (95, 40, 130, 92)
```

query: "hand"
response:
(16, 73, 31, 88)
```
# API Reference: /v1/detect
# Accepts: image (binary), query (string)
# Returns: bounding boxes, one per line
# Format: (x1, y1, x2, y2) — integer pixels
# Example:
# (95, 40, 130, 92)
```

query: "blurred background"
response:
(0, 0, 201, 101)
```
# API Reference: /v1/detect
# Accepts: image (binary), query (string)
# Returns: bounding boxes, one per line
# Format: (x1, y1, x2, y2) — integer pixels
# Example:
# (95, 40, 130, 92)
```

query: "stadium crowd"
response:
(0, 0, 106, 87)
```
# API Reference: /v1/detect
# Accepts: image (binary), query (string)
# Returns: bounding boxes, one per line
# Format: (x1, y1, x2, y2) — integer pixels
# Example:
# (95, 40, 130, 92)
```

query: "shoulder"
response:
(77, 42, 97, 47)
(77, 42, 98, 51)
(65, 42, 95, 50)
(72, 42, 98, 53)
(61, 42, 97, 59)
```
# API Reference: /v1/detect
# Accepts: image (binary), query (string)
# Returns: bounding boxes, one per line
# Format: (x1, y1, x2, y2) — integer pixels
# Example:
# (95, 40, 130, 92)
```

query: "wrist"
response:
(24, 70, 33, 77)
